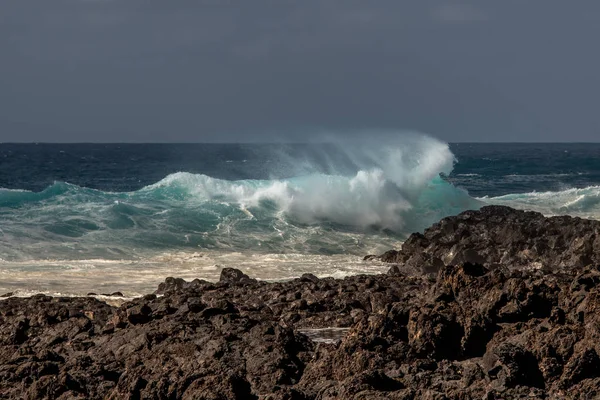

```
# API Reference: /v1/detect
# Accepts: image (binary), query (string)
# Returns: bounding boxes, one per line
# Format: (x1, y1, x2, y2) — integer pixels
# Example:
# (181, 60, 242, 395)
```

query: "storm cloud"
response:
(1, 1, 600, 142)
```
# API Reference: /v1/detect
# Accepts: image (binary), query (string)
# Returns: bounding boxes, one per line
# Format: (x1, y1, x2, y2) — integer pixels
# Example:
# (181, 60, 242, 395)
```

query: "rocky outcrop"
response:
(380, 205, 600, 274)
(0, 272, 424, 399)
(4, 263, 600, 398)
(2, 206, 600, 398)
(296, 262, 600, 398)
(0, 291, 313, 399)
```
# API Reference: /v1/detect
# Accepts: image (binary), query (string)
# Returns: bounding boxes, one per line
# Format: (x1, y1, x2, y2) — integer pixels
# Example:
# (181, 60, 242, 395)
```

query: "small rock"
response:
(219, 268, 252, 283)
(126, 304, 152, 325)
(300, 273, 319, 283)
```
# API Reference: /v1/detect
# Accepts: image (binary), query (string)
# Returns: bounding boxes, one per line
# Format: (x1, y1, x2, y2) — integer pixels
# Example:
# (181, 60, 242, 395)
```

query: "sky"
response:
(1, 0, 600, 143)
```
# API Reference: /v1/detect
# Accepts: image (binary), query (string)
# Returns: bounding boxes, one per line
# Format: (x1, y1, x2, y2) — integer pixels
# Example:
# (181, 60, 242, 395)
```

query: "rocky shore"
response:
(2, 206, 600, 399)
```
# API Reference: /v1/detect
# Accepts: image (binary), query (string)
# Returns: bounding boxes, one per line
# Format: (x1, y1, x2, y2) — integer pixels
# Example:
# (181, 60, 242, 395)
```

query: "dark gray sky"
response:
(2, 0, 600, 142)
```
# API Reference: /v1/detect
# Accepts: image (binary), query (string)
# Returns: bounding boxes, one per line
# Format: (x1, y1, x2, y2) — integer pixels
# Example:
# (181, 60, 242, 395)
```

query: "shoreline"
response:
(2, 206, 600, 398)
(0, 252, 391, 299)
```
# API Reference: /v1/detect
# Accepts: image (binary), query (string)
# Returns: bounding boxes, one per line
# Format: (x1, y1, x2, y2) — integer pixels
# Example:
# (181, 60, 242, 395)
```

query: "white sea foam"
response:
(139, 133, 463, 231)
(481, 185, 600, 219)
(0, 252, 389, 297)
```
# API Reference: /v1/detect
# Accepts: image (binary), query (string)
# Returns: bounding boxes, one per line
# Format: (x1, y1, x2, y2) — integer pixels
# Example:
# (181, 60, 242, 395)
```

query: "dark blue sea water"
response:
(1, 137, 600, 296)
(450, 143, 600, 197)
(3, 142, 600, 196)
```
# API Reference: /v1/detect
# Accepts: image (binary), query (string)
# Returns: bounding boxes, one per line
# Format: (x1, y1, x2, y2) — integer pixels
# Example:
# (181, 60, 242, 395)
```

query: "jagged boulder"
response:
(382, 205, 600, 274)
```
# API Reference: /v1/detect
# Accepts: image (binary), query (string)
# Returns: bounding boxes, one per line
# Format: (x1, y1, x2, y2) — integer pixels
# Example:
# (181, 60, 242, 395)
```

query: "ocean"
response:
(2, 136, 600, 298)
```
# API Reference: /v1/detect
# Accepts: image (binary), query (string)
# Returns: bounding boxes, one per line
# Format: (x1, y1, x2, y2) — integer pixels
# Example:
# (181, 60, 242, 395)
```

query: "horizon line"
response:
(2, 141, 600, 145)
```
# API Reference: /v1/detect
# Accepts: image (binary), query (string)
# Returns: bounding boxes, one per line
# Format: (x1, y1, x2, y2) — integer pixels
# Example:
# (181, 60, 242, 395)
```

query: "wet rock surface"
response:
(2, 207, 600, 398)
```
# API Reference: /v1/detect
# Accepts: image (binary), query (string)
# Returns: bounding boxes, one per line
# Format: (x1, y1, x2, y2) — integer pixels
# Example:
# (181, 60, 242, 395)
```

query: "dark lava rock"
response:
(220, 267, 254, 283)
(155, 276, 210, 294)
(0, 289, 313, 399)
(300, 273, 320, 283)
(2, 207, 600, 398)
(380, 205, 600, 274)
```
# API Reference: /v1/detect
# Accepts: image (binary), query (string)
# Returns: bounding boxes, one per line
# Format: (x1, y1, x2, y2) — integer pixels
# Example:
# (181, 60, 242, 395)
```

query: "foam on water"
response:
(0, 252, 389, 297)
(481, 185, 600, 219)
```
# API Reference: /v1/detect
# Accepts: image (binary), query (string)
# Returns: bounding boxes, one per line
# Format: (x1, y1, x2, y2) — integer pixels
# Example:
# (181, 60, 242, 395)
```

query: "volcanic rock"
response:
(381, 205, 600, 274)
(1, 207, 600, 398)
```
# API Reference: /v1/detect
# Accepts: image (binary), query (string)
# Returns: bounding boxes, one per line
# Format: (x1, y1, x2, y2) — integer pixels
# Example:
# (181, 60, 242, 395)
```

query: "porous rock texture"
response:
(1, 207, 600, 398)
(379, 205, 600, 274)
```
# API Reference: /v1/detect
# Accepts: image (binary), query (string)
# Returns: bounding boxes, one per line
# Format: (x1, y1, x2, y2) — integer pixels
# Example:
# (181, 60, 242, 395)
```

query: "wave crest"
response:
(132, 134, 473, 231)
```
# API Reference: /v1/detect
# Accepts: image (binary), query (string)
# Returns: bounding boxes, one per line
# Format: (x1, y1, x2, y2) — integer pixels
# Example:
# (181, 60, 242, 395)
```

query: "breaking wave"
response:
(0, 134, 479, 260)
(5, 133, 599, 264)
